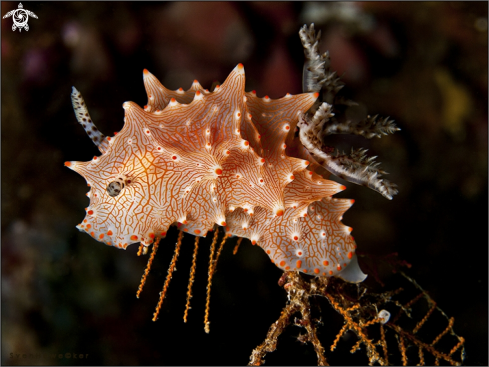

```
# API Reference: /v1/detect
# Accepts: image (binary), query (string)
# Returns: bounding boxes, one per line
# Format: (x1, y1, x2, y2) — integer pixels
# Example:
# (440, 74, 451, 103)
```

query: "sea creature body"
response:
(65, 24, 399, 283)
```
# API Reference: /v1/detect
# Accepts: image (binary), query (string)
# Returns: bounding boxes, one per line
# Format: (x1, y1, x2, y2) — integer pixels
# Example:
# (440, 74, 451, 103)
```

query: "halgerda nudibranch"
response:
(65, 24, 399, 287)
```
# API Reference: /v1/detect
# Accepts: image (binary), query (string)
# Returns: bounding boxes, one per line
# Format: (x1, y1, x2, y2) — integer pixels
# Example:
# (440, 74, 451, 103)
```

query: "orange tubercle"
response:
(276, 209, 284, 216)
(215, 168, 223, 175)
(194, 229, 201, 234)
(340, 185, 346, 190)
(143, 69, 149, 75)
(170, 98, 176, 103)
(296, 260, 302, 269)
(131, 235, 138, 241)
(221, 221, 226, 226)
(279, 261, 285, 267)
(313, 92, 319, 98)
(237, 63, 244, 69)
(107, 230, 113, 236)
(64, 161, 71, 167)
(348, 251, 353, 259)
(323, 260, 329, 266)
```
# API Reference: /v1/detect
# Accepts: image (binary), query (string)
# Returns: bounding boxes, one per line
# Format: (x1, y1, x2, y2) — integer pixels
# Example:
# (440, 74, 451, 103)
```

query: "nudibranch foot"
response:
(335, 254, 367, 283)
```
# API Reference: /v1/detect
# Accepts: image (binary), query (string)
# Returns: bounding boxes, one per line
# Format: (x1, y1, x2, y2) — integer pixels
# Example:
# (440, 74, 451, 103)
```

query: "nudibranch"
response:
(66, 24, 399, 284)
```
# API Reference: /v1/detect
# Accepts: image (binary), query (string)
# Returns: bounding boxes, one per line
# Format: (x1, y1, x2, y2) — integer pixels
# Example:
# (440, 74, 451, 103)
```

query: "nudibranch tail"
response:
(336, 253, 367, 283)
(71, 87, 110, 154)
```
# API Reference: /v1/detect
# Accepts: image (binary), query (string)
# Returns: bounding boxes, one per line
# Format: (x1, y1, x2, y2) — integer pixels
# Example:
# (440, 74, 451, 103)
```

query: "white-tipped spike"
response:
(193, 90, 204, 101)
(235, 63, 245, 74)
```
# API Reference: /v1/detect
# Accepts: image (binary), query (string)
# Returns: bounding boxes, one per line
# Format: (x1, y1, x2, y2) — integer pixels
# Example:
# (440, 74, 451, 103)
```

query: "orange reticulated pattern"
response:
(67, 64, 357, 277)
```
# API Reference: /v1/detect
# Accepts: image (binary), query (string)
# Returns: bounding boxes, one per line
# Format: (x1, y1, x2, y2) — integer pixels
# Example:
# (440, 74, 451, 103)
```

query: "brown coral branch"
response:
(136, 237, 160, 299)
(152, 231, 183, 322)
(204, 227, 222, 333)
(249, 268, 465, 366)
(183, 236, 200, 323)
(249, 272, 329, 366)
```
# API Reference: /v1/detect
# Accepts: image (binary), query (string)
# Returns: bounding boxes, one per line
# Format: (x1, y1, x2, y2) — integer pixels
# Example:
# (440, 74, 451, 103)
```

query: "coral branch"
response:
(298, 109, 399, 199)
(233, 237, 243, 255)
(322, 115, 400, 139)
(136, 238, 160, 299)
(299, 23, 344, 97)
(250, 269, 465, 366)
(183, 236, 200, 323)
(204, 227, 221, 333)
(249, 272, 329, 366)
(152, 232, 183, 322)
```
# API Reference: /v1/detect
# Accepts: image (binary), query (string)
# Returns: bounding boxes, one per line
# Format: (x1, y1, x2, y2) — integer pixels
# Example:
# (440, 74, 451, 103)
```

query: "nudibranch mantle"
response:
(66, 63, 365, 282)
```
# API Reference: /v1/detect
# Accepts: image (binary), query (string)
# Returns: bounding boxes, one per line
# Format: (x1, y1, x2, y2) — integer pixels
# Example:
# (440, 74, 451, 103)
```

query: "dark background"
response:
(2, 2, 487, 365)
